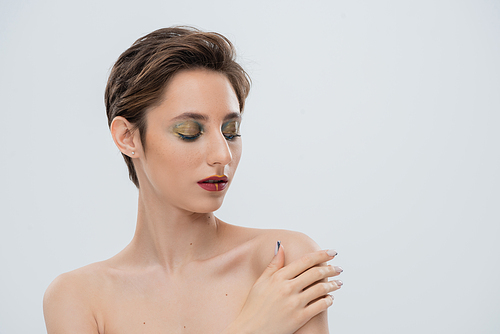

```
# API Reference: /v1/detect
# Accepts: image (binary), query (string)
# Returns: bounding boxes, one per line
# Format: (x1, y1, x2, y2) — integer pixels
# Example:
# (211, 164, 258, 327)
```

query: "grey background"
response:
(1, 0, 499, 333)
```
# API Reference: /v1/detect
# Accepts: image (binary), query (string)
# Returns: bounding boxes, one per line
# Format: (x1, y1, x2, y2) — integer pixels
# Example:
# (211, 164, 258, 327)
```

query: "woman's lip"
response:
(197, 175, 228, 192)
(197, 181, 227, 192)
(197, 175, 228, 183)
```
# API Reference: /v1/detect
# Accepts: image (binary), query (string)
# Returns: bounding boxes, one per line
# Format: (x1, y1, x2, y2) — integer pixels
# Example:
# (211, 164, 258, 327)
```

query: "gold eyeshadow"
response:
(171, 119, 241, 141)
(172, 121, 203, 140)
(222, 120, 241, 139)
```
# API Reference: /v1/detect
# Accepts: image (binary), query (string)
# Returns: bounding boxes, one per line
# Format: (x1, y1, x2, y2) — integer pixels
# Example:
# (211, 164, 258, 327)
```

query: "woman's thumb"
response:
(257, 241, 285, 282)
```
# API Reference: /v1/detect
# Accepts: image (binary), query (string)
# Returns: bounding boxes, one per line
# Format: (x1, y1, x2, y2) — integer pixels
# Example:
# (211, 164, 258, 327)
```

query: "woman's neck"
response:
(126, 191, 224, 273)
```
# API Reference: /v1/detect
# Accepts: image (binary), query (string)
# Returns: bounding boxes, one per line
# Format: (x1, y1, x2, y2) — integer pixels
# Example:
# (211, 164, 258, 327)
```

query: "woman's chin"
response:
(185, 196, 226, 214)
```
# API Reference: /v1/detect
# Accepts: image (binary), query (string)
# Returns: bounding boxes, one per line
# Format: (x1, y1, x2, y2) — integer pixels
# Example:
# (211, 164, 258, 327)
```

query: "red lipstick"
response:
(197, 175, 228, 192)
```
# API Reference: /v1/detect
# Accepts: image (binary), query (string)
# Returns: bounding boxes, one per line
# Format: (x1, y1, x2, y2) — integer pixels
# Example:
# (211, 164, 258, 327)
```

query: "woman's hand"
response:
(224, 243, 343, 334)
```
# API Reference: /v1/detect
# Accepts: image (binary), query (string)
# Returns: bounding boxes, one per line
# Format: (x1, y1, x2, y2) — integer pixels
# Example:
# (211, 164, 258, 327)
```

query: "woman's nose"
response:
(207, 132, 232, 166)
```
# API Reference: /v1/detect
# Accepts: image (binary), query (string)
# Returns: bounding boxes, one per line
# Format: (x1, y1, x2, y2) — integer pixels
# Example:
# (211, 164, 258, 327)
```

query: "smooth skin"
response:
(43, 69, 342, 334)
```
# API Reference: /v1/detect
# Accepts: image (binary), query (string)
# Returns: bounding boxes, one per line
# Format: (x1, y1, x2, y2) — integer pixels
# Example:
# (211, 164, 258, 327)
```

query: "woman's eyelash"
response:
(223, 133, 241, 140)
(177, 132, 202, 141)
(179, 132, 240, 141)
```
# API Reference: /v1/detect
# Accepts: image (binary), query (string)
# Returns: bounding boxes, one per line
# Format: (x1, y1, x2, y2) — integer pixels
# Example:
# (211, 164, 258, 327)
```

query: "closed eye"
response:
(177, 132, 202, 141)
(222, 120, 241, 141)
(173, 121, 203, 141)
(223, 133, 241, 140)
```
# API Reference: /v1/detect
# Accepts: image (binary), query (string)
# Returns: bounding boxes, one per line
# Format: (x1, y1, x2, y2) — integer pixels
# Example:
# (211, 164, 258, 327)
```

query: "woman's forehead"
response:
(151, 69, 240, 121)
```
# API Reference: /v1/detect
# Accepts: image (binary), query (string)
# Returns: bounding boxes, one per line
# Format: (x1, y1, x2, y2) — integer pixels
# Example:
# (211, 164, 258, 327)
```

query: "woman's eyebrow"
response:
(170, 112, 208, 122)
(170, 111, 241, 122)
(224, 112, 241, 121)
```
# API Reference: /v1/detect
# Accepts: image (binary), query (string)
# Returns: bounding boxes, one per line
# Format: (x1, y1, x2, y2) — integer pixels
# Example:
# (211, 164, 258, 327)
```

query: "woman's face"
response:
(135, 68, 242, 213)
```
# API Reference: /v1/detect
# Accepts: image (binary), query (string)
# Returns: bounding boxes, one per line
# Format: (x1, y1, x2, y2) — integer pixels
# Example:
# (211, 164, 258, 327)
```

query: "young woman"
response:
(43, 26, 343, 334)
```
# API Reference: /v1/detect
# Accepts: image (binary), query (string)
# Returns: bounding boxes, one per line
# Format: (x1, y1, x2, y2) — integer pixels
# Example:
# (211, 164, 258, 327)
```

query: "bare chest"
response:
(98, 265, 258, 334)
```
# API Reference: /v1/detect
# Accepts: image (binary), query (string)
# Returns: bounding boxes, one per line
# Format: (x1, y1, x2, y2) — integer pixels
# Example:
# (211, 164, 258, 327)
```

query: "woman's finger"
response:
(300, 280, 343, 306)
(292, 265, 343, 291)
(279, 249, 337, 280)
(302, 294, 334, 321)
(255, 241, 285, 283)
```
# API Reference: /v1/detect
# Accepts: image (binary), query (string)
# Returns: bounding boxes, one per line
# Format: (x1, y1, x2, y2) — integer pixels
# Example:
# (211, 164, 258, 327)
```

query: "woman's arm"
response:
(224, 236, 342, 334)
(282, 232, 339, 334)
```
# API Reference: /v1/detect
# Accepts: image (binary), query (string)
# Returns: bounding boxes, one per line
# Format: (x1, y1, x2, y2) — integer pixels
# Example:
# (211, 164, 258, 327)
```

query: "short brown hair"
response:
(105, 26, 251, 187)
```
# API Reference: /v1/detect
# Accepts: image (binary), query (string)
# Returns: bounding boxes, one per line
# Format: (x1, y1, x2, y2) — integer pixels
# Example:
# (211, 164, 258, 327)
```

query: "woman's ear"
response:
(110, 116, 141, 158)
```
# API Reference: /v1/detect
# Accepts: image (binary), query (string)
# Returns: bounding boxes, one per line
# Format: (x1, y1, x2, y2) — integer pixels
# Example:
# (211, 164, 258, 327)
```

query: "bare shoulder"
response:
(262, 229, 321, 264)
(230, 226, 322, 269)
(43, 262, 107, 333)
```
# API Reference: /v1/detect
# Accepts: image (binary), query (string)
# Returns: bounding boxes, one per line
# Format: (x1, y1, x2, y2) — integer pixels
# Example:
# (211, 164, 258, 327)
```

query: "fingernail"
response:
(335, 280, 343, 287)
(327, 249, 338, 257)
(334, 266, 343, 273)
(274, 240, 281, 255)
